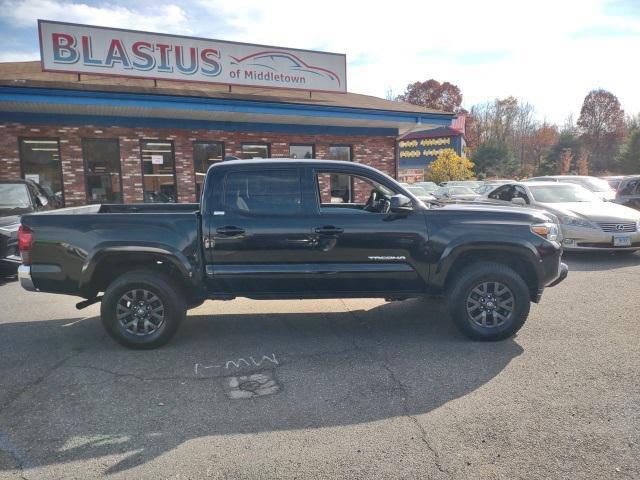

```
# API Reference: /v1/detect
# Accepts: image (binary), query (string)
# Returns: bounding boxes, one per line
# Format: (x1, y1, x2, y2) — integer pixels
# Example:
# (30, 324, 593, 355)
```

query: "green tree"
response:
(540, 132, 582, 175)
(426, 149, 475, 184)
(618, 130, 640, 174)
(471, 141, 517, 177)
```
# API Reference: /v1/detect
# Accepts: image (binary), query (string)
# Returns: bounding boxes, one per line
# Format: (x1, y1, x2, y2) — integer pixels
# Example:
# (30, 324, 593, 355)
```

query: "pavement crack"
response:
(340, 299, 453, 478)
(0, 344, 94, 413)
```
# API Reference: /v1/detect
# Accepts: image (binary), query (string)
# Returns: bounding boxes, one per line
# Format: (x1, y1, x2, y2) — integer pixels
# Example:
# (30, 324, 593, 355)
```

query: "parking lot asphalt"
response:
(0, 253, 639, 480)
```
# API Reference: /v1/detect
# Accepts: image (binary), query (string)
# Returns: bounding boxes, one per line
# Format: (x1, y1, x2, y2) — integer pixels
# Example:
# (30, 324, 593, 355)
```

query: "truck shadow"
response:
(0, 297, 523, 476)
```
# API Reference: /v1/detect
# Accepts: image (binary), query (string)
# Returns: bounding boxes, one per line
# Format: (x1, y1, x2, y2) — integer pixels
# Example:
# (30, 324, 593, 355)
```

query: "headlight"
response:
(560, 215, 597, 229)
(531, 222, 559, 242)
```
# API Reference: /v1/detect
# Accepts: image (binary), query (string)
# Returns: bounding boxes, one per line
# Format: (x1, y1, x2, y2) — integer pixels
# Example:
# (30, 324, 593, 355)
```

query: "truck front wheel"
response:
(446, 262, 530, 341)
(101, 270, 186, 349)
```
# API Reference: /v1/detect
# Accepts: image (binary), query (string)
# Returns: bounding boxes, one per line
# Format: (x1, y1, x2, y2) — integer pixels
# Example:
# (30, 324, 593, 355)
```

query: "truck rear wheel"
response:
(446, 262, 530, 341)
(101, 270, 186, 349)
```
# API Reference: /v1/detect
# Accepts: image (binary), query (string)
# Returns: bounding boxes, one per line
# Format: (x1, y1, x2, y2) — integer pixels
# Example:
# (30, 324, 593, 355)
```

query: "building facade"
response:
(0, 62, 452, 206)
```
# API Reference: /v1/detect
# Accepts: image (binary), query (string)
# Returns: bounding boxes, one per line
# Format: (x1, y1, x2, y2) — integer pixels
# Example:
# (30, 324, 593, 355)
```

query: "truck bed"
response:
(21, 203, 203, 297)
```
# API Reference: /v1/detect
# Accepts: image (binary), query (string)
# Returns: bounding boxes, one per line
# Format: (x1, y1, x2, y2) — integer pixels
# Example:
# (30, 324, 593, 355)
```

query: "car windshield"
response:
(529, 184, 601, 203)
(565, 177, 613, 192)
(0, 184, 31, 208)
(416, 183, 437, 193)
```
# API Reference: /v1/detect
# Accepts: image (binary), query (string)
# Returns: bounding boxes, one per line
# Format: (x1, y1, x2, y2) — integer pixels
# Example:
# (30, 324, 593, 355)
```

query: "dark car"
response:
(0, 179, 58, 269)
(17, 160, 566, 348)
(615, 176, 640, 210)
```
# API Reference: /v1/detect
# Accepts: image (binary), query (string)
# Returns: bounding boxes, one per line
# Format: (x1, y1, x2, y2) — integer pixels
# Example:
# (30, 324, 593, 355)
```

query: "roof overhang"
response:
(0, 86, 453, 136)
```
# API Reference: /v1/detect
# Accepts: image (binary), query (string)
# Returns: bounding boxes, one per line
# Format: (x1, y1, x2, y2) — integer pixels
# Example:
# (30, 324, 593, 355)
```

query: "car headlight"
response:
(531, 222, 559, 242)
(560, 215, 597, 229)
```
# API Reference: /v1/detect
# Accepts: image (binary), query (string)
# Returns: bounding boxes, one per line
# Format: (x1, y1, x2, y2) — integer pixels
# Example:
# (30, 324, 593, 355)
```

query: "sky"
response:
(0, 0, 638, 124)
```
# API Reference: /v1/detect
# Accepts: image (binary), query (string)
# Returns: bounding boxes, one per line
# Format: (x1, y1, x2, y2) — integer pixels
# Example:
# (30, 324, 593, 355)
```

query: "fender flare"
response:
(432, 236, 544, 290)
(79, 241, 195, 295)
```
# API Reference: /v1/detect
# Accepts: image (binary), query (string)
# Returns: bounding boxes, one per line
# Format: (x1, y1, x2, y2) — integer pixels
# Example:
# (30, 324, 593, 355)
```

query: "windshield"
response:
(416, 182, 437, 193)
(567, 177, 613, 192)
(529, 184, 601, 203)
(0, 184, 31, 208)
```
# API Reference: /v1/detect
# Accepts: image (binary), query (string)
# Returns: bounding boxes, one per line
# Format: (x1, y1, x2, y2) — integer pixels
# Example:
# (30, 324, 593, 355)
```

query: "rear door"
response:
(301, 166, 430, 295)
(204, 166, 317, 295)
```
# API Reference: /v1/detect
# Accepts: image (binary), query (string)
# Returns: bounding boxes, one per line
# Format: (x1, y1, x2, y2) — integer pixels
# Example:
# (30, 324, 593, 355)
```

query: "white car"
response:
(486, 182, 640, 252)
(526, 175, 616, 201)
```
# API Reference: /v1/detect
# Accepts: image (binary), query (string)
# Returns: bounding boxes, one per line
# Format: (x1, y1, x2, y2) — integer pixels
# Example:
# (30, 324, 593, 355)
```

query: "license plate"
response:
(613, 235, 631, 247)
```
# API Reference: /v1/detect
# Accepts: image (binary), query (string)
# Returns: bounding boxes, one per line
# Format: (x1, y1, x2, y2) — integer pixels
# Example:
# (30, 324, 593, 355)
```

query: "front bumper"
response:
(18, 265, 37, 291)
(561, 225, 640, 251)
(547, 262, 568, 287)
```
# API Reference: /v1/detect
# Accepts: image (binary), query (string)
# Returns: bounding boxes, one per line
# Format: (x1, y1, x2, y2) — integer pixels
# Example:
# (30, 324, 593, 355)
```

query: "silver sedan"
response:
(485, 182, 640, 252)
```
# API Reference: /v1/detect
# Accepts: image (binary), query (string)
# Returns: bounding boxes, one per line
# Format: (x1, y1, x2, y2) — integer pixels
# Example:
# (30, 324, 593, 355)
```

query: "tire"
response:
(101, 270, 186, 349)
(446, 262, 531, 341)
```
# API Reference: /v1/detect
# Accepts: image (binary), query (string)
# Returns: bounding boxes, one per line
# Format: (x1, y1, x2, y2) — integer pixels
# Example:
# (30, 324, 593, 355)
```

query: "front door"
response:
(302, 167, 430, 295)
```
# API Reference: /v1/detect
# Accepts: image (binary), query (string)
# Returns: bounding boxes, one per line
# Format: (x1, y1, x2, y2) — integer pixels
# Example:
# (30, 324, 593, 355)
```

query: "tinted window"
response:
(489, 185, 513, 201)
(83, 138, 122, 203)
(620, 179, 640, 196)
(140, 140, 177, 203)
(224, 169, 301, 215)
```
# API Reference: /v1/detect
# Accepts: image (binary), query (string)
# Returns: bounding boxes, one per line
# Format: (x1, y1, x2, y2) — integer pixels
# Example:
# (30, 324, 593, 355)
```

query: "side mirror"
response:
(36, 195, 49, 207)
(511, 197, 526, 206)
(390, 194, 413, 214)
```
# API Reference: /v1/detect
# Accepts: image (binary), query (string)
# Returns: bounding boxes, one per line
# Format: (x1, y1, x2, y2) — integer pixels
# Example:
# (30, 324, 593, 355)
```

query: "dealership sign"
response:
(38, 20, 347, 92)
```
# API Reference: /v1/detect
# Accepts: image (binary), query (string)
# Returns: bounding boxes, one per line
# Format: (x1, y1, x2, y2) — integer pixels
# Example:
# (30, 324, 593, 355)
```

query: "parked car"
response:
(476, 180, 513, 195)
(601, 175, 628, 191)
(17, 159, 566, 348)
(440, 180, 484, 192)
(434, 185, 482, 201)
(0, 179, 59, 269)
(614, 176, 640, 210)
(399, 183, 437, 202)
(414, 181, 438, 194)
(486, 181, 640, 251)
(526, 175, 616, 201)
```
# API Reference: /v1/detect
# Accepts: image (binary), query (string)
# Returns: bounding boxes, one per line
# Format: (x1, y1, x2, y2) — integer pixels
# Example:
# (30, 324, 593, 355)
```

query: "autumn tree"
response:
(617, 130, 640, 174)
(426, 149, 475, 184)
(577, 151, 589, 175)
(577, 89, 624, 172)
(397, 79, 463, 112)
(559, 149, 574, 174)
(529, 124, 559, 173)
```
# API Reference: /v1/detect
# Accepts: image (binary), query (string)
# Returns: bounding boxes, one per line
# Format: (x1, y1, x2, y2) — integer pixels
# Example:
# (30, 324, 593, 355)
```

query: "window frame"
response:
(312, 167, 401, 215)
(222, 167, 304, 217)
(139, 139, 178, 203)
(82, 137, 124, 204)
(193, 140, 225, 198)
(289, 143, 315, 159)
(18, 136, 64, 206)
(240, 143, 271, 160)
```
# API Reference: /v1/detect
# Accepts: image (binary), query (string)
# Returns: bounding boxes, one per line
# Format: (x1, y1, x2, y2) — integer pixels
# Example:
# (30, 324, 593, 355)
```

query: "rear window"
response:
(224, 169, 302, 215)
(0, 184, 30, 208)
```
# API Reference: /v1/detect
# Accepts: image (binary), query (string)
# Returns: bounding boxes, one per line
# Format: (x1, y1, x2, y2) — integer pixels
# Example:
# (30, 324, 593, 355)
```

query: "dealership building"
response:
(0, 21, 453, 206)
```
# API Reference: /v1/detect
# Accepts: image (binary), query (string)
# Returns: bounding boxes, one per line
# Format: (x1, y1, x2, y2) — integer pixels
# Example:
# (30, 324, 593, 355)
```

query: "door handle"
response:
(216, 226, 245, 236)
(314, 226, 344, 235)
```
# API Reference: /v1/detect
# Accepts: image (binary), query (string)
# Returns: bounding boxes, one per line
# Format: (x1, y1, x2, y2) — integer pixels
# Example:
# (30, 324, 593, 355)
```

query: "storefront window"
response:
(327, 145, 352, 202)
(241, 143, 270, 159)
(289, 144, 314, 159)
(140, 140, 177, 203)
(83, 138, 122, 203)
(193, 141, 224, 198)
(18, 138, 64, 206)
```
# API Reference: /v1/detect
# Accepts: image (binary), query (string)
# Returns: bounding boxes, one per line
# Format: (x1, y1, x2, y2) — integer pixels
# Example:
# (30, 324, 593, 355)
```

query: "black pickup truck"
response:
(18, 160, 567, 348)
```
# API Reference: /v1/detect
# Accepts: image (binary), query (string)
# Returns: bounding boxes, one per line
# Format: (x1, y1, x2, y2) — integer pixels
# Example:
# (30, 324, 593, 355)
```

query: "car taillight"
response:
(18, 224, 33, 265)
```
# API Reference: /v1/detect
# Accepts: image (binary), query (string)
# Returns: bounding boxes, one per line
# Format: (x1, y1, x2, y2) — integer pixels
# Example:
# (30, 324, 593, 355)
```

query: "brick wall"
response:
(0, 122, 397, 206)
